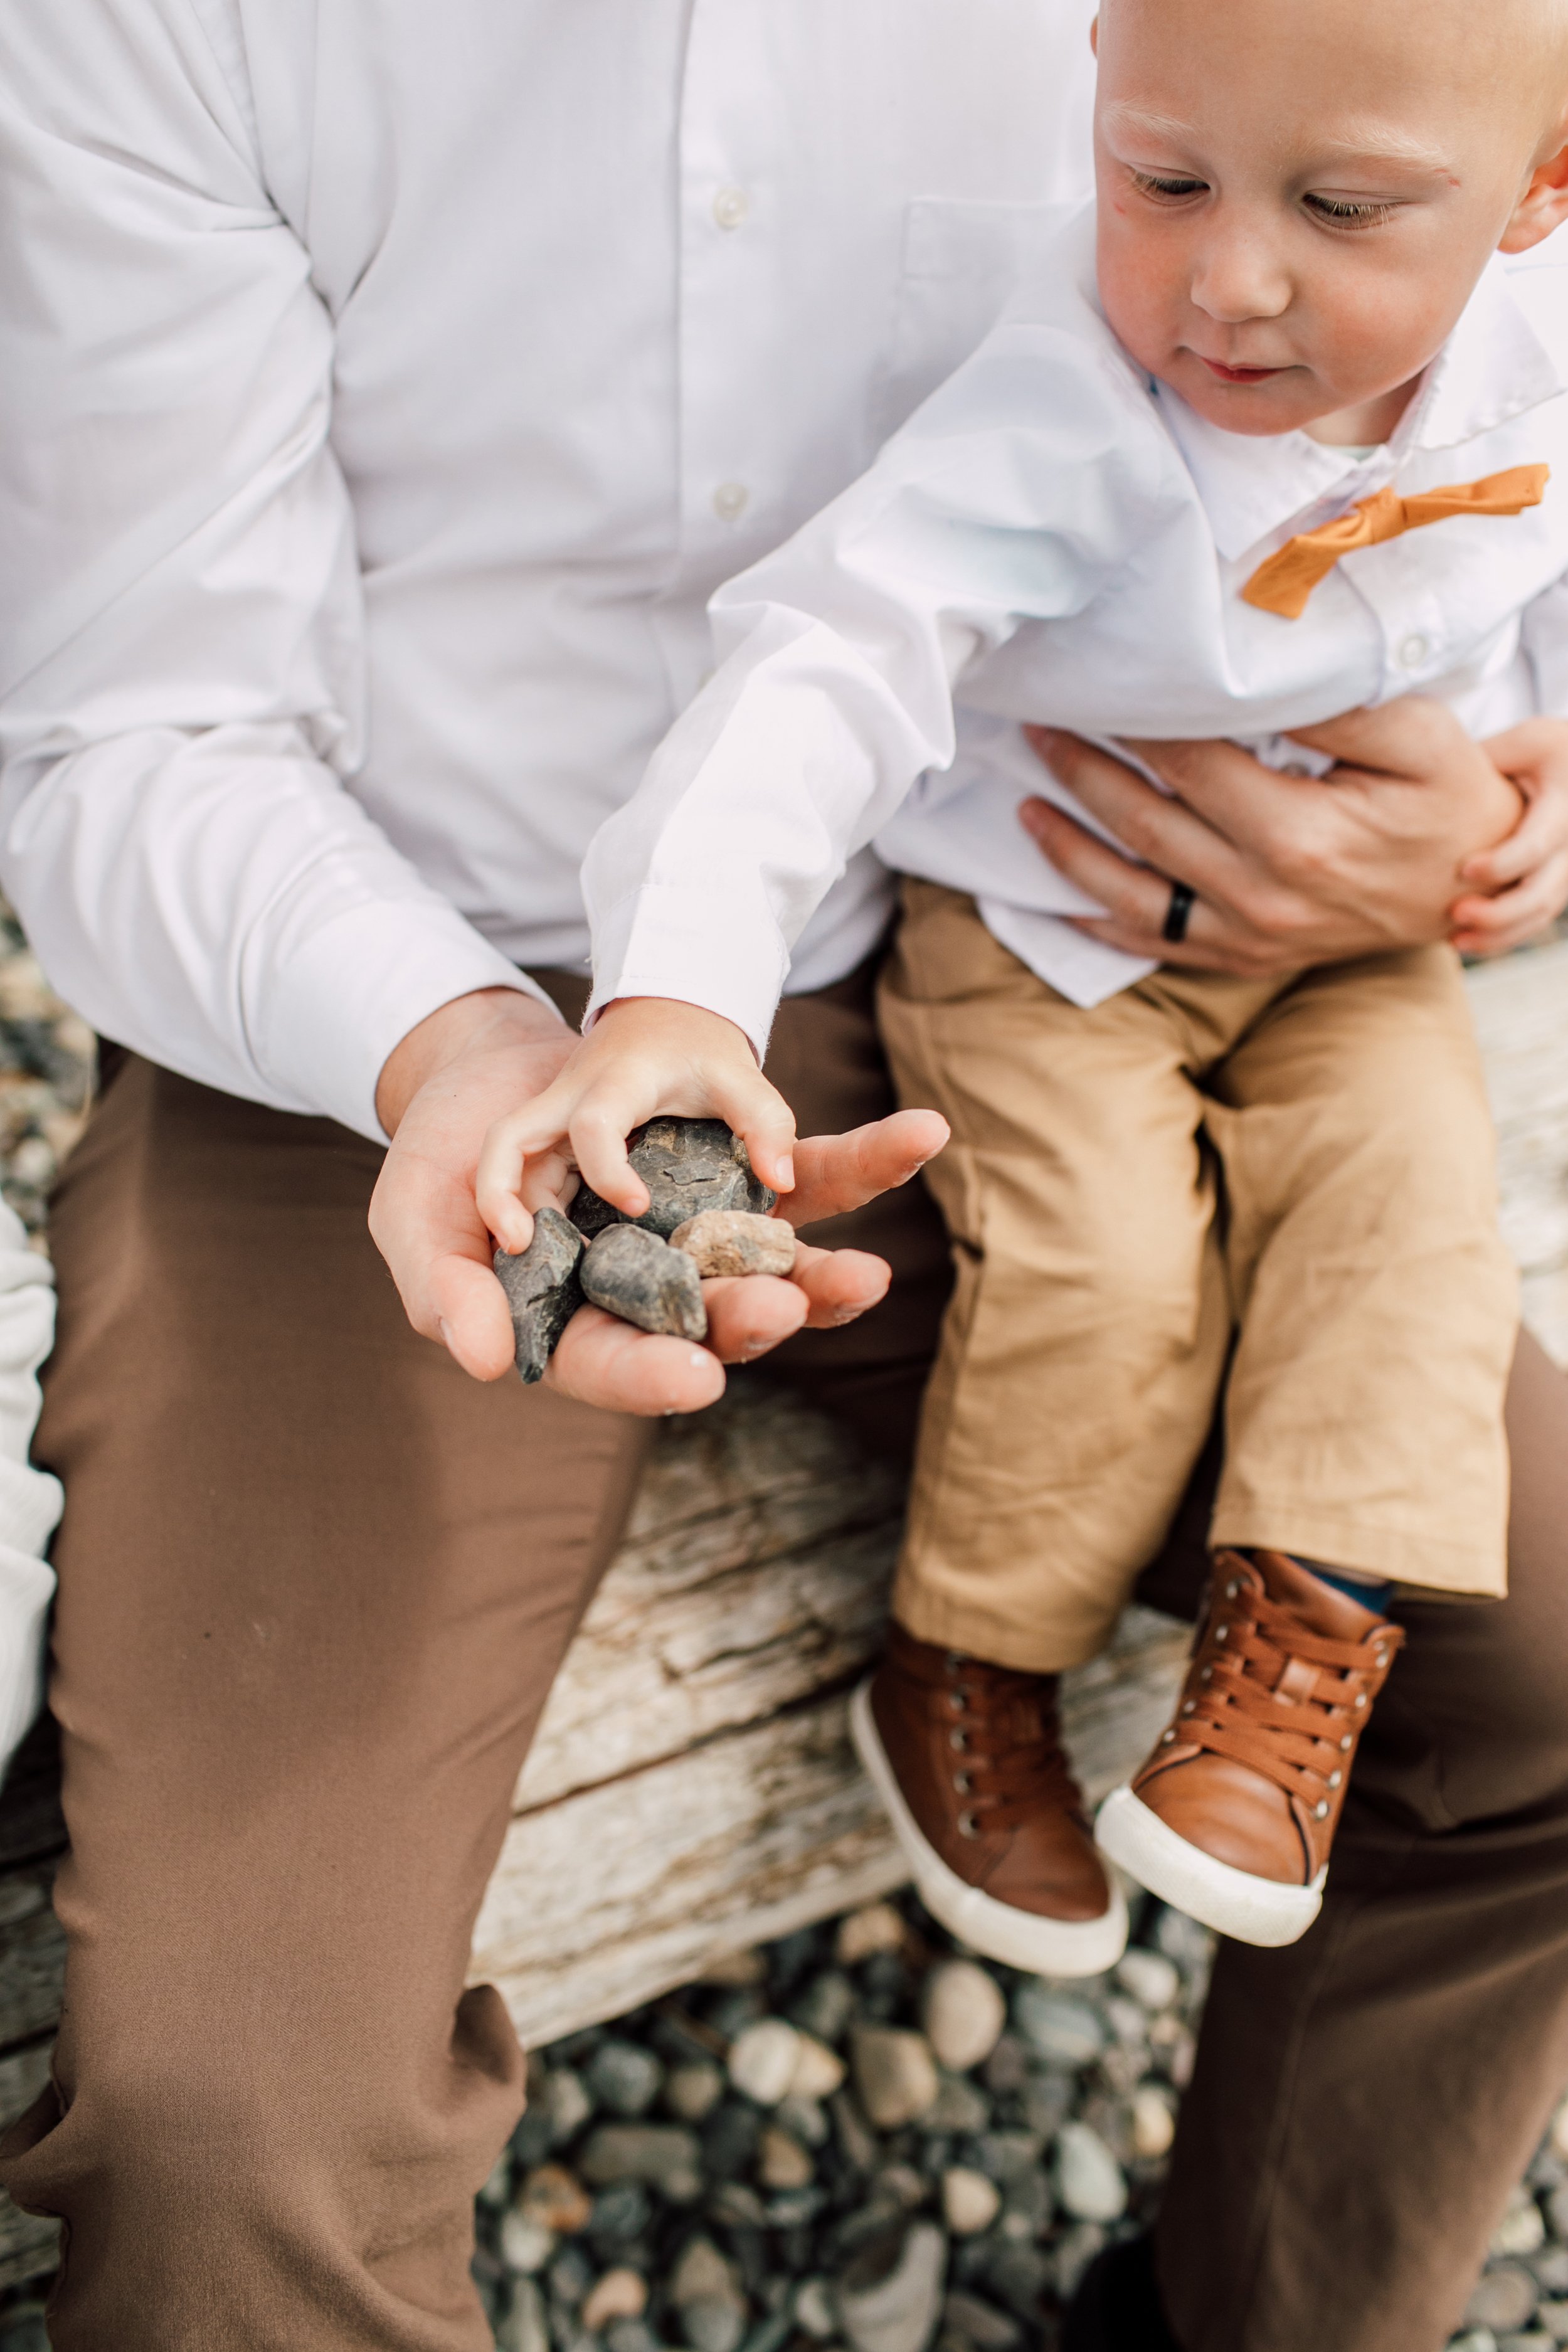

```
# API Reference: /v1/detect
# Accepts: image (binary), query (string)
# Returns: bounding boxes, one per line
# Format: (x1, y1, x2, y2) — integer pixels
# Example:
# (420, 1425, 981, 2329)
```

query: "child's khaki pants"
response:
(877, 881, 1518, 1672)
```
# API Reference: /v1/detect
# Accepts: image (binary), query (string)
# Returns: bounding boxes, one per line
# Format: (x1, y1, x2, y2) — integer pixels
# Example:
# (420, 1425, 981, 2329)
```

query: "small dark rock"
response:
(582, 1224, 707, 1341)
(571, 1119, 777, 1241)
(494, 1207, 585, 1382)
(941, 2292, 1022, 2351)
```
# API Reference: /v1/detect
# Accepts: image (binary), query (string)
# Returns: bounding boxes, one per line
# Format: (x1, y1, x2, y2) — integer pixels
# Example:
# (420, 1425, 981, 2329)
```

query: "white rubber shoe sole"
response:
(850, 1677, 1129, 1976)
(1095, 1783, 1326, 1948)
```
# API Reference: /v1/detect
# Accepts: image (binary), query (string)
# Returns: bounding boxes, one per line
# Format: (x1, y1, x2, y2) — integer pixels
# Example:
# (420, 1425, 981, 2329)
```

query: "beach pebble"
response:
(758, 2127, 815, 2190)
(836, 1905, 908, 1966)
(670, 1210, 797, 1278)
(1466, 2269, 1540, 2334)
(1131, 2083, 1177, 2161)
(1115, 1950, 1181, 2013)
(581, 1222, 707, 1340)
(581, 2270, 650, 2330)
(941, 2168, 1002, 2237)
(1054, 2124, 1127, 2224)
(1014, 1989, 1105, 2068)
(587, 2042, 664, 2119)
(794, 2279, 839, 2339)
(578, 2124, 702, 2201)
(664, 2062, 726, 2123)
(837, 2220, 947, 2352)
(921, 1961, 1007, 2074)
(729, 2019, 802, 2106)
(494, 1207, 584, 1381)
(570, 1118, 776, 1240)
(790, 2033, 848, 2102)
(499, 2210, 556, 2275)
(516, 2164, 593, 2235)
(852, 2027, 941, 2130)
(495, 2277, 549, 2352)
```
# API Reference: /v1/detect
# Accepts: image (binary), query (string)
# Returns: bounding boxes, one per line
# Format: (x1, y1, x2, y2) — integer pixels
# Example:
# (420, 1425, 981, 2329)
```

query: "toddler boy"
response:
(484, 0, 1568, 1959)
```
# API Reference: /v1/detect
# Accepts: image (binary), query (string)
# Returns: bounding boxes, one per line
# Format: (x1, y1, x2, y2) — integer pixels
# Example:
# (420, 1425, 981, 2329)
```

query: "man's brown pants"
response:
(2, 965, 1567, 2352)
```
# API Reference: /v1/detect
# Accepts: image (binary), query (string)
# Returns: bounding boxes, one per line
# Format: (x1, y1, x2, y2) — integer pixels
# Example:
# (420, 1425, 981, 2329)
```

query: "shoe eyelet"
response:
(953, 1772, 972, 1794)
(1313, 1801, 1329, 1820)
(1214, 1626, 1228, 1644)
(1181, 1702, 1195, 1715)
(1200, 1666, 1213, 1683)
(958, 1811, 979, 1839)
(1373, 1648, 1388, 1668)
(1224, 1579, 1239, 1598)
(949, 1728, 969, 1752)
(1162, 1730, 1176, 1744)
(948, 1690, 968, 1714)
(1354, 1693, 1367, 1710)
(945, 1651, 967, 1672)
(1340, 1734, 1353, 1751)
(1328, 1771, 1342, 1789)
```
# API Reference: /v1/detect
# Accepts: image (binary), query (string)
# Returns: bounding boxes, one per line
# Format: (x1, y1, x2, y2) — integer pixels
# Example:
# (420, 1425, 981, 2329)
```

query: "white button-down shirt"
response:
(586, 208, 1568, 1037)
(0, 0, 1096, 1138)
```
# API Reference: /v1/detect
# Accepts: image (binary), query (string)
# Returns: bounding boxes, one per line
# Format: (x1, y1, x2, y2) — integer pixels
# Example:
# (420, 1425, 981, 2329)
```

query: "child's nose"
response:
(1189, 225, 1291, 324)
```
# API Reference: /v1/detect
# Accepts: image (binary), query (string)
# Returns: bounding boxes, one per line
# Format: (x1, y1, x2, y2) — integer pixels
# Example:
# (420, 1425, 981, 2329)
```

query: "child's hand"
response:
(474, 996, 798, 1256)
(1451, 718, 1568, 956)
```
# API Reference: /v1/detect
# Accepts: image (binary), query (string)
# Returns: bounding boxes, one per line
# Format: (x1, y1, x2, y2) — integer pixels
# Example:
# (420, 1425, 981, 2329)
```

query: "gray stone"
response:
(496, 2277, 551, 2352)
(921, 1961, 1007, 2075)
(1498, 2335, 1555, 2351)
(1054, 2124, 1127, 2224)
(852, 2027, 941, 2130)
(671, 2238, 744, 2311)
(588, 2041, 665, 2119)
(494, 1207, 584, 1381)
(923, 2075, 991, 2136)
(794, 2279, 839, 2339)
(578, 2123, 703, 2201)
(1051, 2225, 1105, 2304)
(940, 2292, 1022, 2351)
(670, 1210, 797, 1278)
(1538, 2255, 1568, 2294)
(1536, 2306, 1568, 2341)
(792, 1969, 857, 2045)
(682, 2302, 747, 2352)
(978, 2242, 1052, 2323)
(836, 2220, 948, 2352)
(547, 2067, 594, 2145)
(1468, 2270, 1541, 2333)
(1114, 1949, 1181, 2013)
(604, 2324, 662, 2352)
(581, 1223, 707, 1340)
(1012, 1989, 1105, 2068)
(570, 1118, 777, 1240)
(665, 2062, 726, 2124)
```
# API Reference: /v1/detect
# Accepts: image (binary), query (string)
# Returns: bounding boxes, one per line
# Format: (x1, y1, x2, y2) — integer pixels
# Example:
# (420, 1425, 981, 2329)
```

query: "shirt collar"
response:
(1151, 250, 1567, 563)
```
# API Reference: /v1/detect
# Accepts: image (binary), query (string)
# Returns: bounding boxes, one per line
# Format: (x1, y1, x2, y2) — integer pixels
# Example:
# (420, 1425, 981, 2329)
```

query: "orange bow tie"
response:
(1241, 462, 1550, 619)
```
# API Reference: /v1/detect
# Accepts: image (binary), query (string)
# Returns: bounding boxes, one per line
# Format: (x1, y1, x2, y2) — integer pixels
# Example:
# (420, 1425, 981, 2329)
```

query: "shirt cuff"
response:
(252, 897, 563, 1141)
(586, 880, 791, 1062)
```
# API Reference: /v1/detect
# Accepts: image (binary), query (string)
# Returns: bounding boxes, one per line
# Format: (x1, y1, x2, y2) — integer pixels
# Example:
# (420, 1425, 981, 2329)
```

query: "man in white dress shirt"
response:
(1, 4, 1567, 2349)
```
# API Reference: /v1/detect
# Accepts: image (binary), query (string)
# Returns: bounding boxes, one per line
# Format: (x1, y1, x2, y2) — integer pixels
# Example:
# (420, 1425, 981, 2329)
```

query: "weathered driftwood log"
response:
(0, 940, 1560, 2284)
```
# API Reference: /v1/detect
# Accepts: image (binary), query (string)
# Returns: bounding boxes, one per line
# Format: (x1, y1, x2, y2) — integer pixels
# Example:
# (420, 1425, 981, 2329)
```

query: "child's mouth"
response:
(1199, 358, 1286, 384)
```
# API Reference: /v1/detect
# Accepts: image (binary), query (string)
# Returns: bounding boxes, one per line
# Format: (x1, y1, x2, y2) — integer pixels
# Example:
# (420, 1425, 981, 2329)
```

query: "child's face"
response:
(1093, 0, 1568, 438)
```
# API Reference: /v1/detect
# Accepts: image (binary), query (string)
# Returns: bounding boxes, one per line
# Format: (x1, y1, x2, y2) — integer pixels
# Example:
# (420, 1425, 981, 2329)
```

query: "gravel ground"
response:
(0, 931, 1562, 2351)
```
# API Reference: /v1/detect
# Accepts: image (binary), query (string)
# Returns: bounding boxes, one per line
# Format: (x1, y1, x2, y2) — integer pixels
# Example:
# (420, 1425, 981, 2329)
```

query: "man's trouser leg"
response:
(1154, 1330, 1568, 2352)
(0, 963, 948, 2351)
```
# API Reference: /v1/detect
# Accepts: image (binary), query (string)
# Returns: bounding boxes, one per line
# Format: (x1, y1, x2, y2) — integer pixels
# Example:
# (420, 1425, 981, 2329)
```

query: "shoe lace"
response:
(941, 1655, 1087, 1838)
(1162, 1572, 1403, 1820)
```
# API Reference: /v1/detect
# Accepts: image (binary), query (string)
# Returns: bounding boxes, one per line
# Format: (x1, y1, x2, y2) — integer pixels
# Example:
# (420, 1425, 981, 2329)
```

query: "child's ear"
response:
(1500, 134, 1568, 254)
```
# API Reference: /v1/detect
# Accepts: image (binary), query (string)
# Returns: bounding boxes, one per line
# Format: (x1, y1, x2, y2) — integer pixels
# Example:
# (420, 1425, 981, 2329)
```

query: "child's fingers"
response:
(707, 1064, 798, 1195)
(475, 1106, 553, 1255)
(567, 1091, 657, 1216)
(1452, 854, 1568, 955)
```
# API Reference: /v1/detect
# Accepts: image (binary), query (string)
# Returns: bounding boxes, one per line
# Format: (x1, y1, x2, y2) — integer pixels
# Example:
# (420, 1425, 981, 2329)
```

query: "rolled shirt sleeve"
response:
(0, 0, 551, 1142)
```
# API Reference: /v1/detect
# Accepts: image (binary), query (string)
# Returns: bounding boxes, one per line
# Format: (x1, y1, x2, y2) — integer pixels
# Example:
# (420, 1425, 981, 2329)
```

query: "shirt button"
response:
(712, 481, 750, 522)
(1397, 632, 1431, 669)
(712, 185, 750, 231)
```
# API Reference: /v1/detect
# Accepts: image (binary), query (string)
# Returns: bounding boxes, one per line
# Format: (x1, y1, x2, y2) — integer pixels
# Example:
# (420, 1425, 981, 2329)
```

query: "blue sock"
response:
(1293, 1556, 1393, 1614)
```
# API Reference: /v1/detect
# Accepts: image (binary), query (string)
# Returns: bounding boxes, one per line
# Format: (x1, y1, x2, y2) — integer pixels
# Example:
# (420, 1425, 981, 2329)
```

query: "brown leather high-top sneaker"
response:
(1096, 1550, 1404, 1947)
(850, 1621, 1128, 1974)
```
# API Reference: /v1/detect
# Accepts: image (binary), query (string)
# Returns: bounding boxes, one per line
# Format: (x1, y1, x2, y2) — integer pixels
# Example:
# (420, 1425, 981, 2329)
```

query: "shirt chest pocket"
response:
(871, 198, 1079, 446)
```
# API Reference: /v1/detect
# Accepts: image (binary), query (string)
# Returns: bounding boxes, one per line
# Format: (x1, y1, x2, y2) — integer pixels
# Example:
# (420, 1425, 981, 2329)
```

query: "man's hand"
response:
(1017, 699, 1527, 976)
(369, 987, 948, 1416)
(1450, 719, 1568, 956)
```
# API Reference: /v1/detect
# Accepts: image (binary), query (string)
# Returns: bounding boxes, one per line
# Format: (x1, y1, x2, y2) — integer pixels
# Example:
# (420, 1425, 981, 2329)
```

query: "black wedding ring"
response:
(1162, 881, 1196, 943)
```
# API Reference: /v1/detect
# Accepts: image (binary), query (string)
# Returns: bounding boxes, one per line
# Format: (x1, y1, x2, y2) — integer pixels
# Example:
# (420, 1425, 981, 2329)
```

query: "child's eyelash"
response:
(1128, 171, 1207, 202)
(1303, 195, 1396, 228)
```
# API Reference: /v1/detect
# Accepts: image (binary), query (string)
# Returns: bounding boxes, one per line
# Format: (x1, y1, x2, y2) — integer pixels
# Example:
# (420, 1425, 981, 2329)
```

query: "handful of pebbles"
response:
(494, 1118, 792, 1381)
